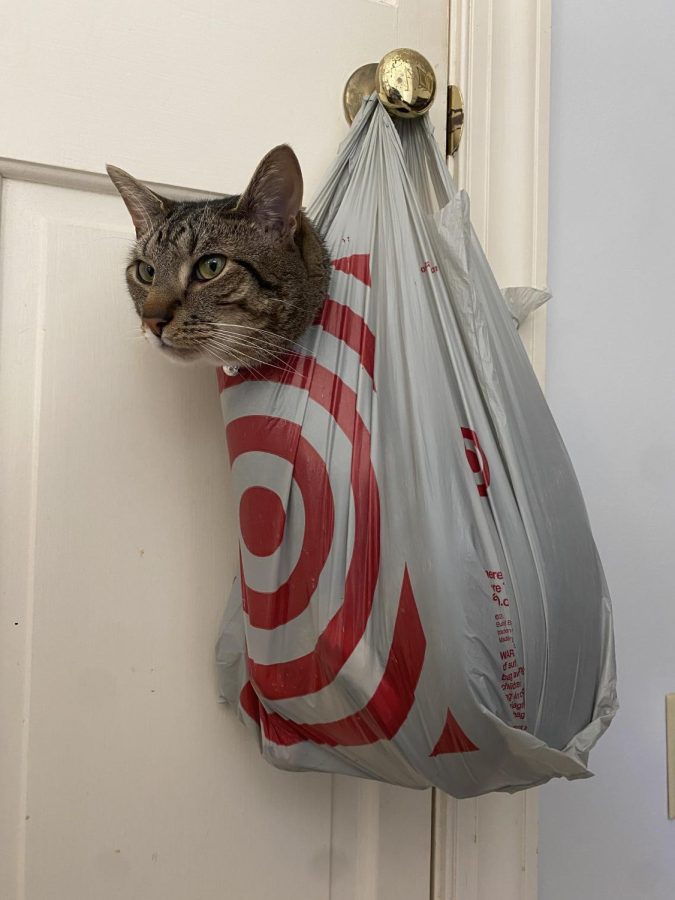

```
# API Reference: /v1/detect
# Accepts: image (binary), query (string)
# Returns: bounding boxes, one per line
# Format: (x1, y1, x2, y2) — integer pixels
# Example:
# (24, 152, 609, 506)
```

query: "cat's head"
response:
(107, 146, 328, 370)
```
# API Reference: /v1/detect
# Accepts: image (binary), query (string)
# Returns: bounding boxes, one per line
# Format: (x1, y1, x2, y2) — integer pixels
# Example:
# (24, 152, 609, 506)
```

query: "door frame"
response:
(432, 2, 551, 898)
(448, 0, 550, 385)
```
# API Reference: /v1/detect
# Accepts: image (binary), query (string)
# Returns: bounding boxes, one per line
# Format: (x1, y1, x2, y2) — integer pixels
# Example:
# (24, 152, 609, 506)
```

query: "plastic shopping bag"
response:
(215, 98, 617, 797)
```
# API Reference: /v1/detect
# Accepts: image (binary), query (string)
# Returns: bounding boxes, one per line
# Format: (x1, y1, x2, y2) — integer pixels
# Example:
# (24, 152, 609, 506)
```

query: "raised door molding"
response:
(449, 0, 551, 386)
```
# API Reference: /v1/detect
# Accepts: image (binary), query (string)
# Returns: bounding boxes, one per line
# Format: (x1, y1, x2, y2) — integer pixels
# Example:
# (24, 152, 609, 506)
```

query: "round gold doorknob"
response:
(376, 48, 436, 119)
(342, 48, 437, 124)
(343, 62, 378, 124)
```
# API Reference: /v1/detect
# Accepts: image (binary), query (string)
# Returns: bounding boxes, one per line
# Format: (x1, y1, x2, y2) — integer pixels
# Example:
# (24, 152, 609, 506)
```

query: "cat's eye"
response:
(136, 261, 155, 284)
(195, 254, 227, 281)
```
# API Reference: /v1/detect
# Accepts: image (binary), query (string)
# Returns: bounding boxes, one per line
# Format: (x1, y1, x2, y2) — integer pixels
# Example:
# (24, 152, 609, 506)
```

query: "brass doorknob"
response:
(343, 48, 436, 124)
(342, 63, 378, 124)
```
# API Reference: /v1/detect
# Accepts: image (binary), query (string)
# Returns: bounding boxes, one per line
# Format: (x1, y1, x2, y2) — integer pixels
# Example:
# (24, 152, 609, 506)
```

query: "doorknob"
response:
(343, 48, 436, 123)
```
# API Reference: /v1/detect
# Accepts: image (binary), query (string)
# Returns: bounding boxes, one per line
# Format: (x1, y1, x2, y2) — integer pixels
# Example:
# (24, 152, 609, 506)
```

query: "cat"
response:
(107, 145, 329, 371)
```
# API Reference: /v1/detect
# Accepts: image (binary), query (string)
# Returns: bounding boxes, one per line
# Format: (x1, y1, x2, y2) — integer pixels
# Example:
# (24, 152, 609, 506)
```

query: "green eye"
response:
(195, 254, 226, 281)
(137, 261, 155, 284)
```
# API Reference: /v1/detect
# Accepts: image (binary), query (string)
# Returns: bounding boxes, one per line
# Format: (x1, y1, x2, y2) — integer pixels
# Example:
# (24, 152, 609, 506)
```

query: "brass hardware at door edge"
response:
(343, 49, 436, 123)
(342, 50, 464, 158)
(446, 84, 464, 157)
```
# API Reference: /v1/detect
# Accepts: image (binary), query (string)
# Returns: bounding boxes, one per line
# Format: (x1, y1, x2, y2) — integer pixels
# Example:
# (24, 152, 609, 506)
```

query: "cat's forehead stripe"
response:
(143, 214, 195, 256)
(136, 195, 244, 258)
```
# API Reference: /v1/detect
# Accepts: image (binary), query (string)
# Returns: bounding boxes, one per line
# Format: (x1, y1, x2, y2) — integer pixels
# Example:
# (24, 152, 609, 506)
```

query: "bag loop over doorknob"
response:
(343, 48, 436, 123)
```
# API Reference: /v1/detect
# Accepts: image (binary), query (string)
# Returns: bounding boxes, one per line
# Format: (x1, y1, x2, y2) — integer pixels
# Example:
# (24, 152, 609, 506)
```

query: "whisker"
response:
(198, 342, 226, 366)
(227, 348, 299, 377)
(204, 336, 298, 377)
(196, 338, 249, 376)
(208, 335, 299, 360)
(209, 340, 266, 382)
(196, 323, 316, 356)
(201, 330, 298, 357)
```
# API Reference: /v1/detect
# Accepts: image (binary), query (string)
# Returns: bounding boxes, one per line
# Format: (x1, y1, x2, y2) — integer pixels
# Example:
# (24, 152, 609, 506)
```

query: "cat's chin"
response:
(157, 341, 239, 370)
(143, 331, 213, 367)
(158, 345, 222, 368)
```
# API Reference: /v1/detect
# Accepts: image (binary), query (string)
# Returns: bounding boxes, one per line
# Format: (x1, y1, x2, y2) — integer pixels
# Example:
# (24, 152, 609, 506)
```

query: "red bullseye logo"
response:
(228, 413, 335, 634)
(219, 254, 436, 746)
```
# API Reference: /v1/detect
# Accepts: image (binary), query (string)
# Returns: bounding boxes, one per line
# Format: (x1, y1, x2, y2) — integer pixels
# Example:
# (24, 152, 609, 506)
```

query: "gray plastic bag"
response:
(215, 98, 617, 797)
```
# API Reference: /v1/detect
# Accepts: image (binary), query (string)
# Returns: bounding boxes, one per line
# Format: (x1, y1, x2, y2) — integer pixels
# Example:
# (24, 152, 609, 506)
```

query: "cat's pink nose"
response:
(143, 316, 171, 338)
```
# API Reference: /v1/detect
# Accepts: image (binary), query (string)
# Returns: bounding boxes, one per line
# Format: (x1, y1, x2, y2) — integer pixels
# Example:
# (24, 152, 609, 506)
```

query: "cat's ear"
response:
(106, 165, 172, 237)
(237, 145, 303, 239)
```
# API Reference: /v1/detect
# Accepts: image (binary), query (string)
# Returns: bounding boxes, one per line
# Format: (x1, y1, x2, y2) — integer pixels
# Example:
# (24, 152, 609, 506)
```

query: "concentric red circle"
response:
(227, 415, 335, 631)
(239, 486, 286, 557)
(225, 355, 381, 701)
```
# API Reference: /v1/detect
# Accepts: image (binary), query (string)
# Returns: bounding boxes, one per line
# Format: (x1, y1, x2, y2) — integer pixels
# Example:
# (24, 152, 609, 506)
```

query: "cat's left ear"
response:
(237, 145, 303, 239)
(106, 165, 173, 237)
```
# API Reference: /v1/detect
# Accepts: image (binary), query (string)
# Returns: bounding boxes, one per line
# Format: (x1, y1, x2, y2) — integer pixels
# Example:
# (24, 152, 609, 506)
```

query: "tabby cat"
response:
(107, 146, 328, 371)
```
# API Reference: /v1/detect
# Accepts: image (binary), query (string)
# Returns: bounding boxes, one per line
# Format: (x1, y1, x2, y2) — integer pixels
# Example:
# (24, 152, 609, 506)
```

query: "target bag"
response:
(215, 98, 617, 797)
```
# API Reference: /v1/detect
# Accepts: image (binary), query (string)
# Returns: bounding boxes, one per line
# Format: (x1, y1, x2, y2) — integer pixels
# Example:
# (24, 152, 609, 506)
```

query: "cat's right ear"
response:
(106, 165, 172, 237)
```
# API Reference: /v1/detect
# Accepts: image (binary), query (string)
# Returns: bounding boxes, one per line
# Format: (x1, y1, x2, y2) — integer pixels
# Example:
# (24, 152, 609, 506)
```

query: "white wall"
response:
(539, 1, 675, 897)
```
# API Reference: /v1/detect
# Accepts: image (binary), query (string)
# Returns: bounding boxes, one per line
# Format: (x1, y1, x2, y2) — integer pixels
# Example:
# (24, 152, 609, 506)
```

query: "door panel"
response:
(0, 177, 430, 900)
(0, 3, 449, 897)
(0, 0, 449, 195)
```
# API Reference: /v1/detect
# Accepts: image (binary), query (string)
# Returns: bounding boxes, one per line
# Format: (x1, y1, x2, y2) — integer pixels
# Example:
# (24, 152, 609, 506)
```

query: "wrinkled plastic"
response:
(215, 98, 617, 797)
(501, 286, 552, 329)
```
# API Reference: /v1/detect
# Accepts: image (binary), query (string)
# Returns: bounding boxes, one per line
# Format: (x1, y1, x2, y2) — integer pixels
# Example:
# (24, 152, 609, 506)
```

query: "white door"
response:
(0, 2, 551, 898)
(0, 3, 448, 900)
